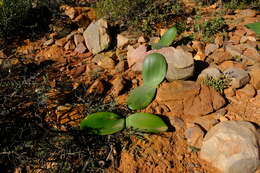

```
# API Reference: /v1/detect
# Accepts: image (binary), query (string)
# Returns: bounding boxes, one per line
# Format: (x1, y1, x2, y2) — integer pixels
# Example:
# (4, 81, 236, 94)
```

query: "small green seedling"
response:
(245, 22, 260, 36)
(127, 53, 167, 110)
(151, 26, 177, 49)
(80, 112, 168, 135)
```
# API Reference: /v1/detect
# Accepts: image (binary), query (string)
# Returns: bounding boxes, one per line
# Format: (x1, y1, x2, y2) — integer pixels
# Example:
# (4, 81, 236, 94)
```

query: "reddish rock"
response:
(208, 48, 232, 64)
(229, 35, 241, 44)
(185, 124, 205, 148)
(156, 81, 226, 117)
(250, 68, 260, 90)
(168, 116, 185, 131)
(224, 87, 236, 97)
(215, 34, 224, 47)
(205, 43, 218, 56)
(236, 84, 256, 99)
(39, 45, 66, 63)
(218, 61, 245, 71)
(115, 60, 127, 73)
(243, 48, 260, 62)
(111, 76, 125, 96)
(237, 9, 256, 17)
(55, 37, 67, 47)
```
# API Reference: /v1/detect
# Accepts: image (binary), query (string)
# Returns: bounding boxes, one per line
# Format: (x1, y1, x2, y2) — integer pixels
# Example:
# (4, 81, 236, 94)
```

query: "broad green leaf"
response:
(126, 113, 168, 133)
(151, 26, 177, 49)
(142, 53, 167, 87)
(80, 112, 125, 135)
(127, 85, 156, 110)
(245, 22, 260, 36)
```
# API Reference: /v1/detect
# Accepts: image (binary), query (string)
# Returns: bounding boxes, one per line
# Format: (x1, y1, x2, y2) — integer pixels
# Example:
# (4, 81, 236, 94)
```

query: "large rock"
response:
(83, 19, 110, 54)
(200, 121, 260, 173)
(197, 67, 222, 82)
(127, 46, 194, 81)
(156, 81, 226, 117)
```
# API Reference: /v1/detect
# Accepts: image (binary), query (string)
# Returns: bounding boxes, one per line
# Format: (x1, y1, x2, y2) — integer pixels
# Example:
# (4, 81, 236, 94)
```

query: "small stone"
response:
(138, 36, 146, 43)
(115, 60, 127, 73)
(191, 115, 219, 131)
(74, 34, 85, 46)
(169, 116, 185, 131)
(236, 84, 256, 99)
(219, 116, 228, 122)
(224, 67, 250, 88)
(44, 39, 54, 46)
(197, 67, 222, 82)
(200, 121, 259, 173)
(185, 125, 205, 148)
(240, 36, 248, 43)
(205, 43, 218, 56)
(215, 34, 224, 47)
(93, 52, 115, 70)
(224, 87, 236, 97)
(209, 48, 232, 64)
(64, 40, 76, 50)
(111, 76, 125, 96)
(83, 19, 110, 54)
(64, 6, 77, 19)
(87, 79, 104, 94)
(74, 42, 87, 53)
(117, 31, 138, 48)
(55, 37, 67, 47)
(229, 35, 241, 44)
(225, 44, 243, 58)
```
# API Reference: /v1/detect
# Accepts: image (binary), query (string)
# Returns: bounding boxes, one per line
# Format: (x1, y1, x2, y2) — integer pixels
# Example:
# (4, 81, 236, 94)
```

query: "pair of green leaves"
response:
(245, 22, 260, 36)
(80, 112, 168, 135)
(127, 27, 177, 110)
(127, 53, 167, 110)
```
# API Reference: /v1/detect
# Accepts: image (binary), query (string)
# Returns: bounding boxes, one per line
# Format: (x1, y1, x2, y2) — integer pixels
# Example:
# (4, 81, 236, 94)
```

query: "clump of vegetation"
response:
(0, 0, 32, 38)
(195, 17, 227, 42)
(203, 75, 231, 93)
(194, 0, 260, 9)
(95, 0, 183, 34)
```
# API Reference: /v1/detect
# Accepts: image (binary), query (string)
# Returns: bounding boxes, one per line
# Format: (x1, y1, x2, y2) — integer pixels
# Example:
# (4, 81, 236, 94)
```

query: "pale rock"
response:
(83, 19, 110, 54)
(126, 45, 147, 71)
(185, 124, 205, 148)
(197, 67, 222, 82)
(240, 36, 248, 43)
(205, 43, 218, 56)
(225, 44, 243, 57)
(224, 67, 250, 88)
(169, 116, 185, 131)
(117, 31, 138, 48)
(138, 36, 146, 43)
(93, 52, 115, 70)
(200, 120, 260, 173)
(188, 114, 219, 131)
(74, 42, 87, 53)
(74, 34, 85, 46)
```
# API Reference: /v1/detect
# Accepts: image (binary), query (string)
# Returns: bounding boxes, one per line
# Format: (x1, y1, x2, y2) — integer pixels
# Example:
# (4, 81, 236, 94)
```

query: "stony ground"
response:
(0, 1, 260, 173)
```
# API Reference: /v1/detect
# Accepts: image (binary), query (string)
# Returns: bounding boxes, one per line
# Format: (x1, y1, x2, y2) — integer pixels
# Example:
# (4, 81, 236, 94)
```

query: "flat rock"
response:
(209, 48, 232, 64)
(74, 34, 85, 46)
(224, 67, 250, 88)
(200, 120, 260, 173)
(74, 42, 87, 53)
(157, 81, 226, 116)
(250, 66, 260, 90)
(83, 19, 110, 54)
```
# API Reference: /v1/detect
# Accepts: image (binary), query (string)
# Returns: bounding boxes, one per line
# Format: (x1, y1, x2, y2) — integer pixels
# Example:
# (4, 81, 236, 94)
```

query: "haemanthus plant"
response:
(80, 27, 178, 135)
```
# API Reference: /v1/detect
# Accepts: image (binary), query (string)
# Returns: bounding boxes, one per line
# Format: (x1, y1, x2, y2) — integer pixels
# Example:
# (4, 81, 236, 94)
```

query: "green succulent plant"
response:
(80, 112, 168, 135)
(245, 22, 260, 36)
(151, 26, 177, 49)
(127, 53, 167, 110)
